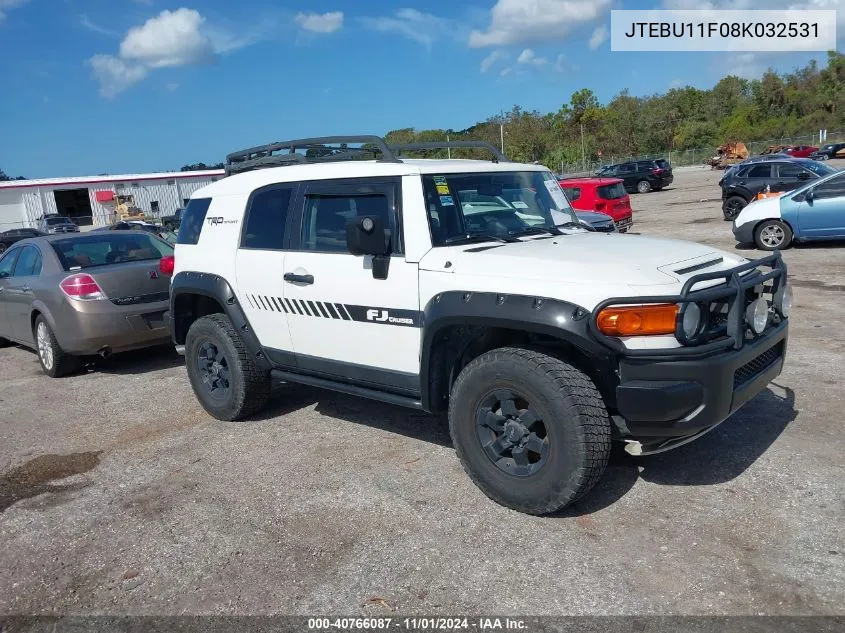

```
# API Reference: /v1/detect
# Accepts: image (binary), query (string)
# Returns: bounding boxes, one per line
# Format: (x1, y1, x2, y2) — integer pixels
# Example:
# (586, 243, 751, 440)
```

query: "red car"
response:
(558, 177, 633, 232)
(783, 145, 819, 158)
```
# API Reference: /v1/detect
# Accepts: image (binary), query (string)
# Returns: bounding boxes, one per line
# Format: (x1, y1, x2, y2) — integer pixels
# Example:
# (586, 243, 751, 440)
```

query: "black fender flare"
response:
(419, 291, 615, 411)
(169, 271, 271, 371)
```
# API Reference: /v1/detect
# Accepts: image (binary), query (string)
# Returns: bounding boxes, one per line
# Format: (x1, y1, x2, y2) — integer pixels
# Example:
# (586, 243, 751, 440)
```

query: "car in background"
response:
(809, 142, 845, 161)
(159, 208, 183, 231)
(37, 214, 80, 234)
(572, 210, 618, 232)
(0, 230, 175, 377)
(732, 168, 845, 250)
(93, 221, 178, 245)
(0, 228, 47, 253)
(782, 145, 818, 159)
(720, 158, 838, 220)
(559, 177, 633, 232)
(594, 158, 673, 194)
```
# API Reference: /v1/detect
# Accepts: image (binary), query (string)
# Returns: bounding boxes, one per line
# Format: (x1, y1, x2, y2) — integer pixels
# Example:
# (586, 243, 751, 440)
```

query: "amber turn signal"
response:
(596, 304, 679, 337)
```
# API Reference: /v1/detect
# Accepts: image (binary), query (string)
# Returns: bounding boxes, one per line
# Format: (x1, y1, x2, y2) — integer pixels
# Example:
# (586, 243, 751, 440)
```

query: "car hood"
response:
(574, 210, 614, 223)
(419, 232, 749, 287)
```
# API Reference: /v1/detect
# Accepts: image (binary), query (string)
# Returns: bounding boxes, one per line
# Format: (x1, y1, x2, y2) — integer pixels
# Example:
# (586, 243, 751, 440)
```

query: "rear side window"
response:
(176, 197, 212, 245)
(0, 249, 19, 278)
(13, 246, 42, 277)
(776, 163, 807, 178)
(562, 187, 581, 201)
(241, 185, 295, 250)
(597, 182, 626, 199)
(746, 164, 772, 178)
(655, 159, 671, 169)
(50, 233, 173, 271)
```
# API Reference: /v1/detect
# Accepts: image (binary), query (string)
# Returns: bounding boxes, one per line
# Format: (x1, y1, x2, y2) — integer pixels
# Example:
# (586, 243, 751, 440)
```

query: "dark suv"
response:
(595, 159, 673, 193)
(719, 158, 837, 220)
(809, 142, 845, 161)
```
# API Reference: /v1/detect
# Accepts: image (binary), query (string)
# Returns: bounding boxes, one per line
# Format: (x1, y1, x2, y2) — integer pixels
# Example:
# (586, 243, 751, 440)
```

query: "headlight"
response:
(745, 297, 769, 334)
(776, 284, 793, 318)
(681, 303, 703, 339)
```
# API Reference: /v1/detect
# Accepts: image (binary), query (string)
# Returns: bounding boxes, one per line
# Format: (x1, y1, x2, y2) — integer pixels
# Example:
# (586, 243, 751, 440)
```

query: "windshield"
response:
(803, 161, 837, 176)
(46, 217, 73, 225)
(422, 170, 579, 246)
(50, 232, 173, 271)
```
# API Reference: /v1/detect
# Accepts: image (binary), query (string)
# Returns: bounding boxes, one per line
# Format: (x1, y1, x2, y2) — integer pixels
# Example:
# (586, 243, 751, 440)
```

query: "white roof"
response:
(197, 158, 550, 197)
(0, 169, 225, 190)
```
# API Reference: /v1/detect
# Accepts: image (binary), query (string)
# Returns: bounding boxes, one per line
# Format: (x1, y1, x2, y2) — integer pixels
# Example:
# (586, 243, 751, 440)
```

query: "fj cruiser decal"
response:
(244, 294, 421, 327)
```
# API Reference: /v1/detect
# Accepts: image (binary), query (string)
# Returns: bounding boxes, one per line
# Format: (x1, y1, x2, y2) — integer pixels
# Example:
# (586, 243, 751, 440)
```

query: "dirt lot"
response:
(1, 164, 843, 616)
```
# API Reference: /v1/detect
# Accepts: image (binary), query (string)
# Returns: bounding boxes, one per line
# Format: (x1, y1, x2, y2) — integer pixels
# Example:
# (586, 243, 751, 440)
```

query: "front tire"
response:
(185, 314, 271, 421)
(636, 180, 652, 194)
(754, 219, 793, 251)
(34, 316, 80, 378)
(722, 195, 747, 220)
(448, 346, 611, 515)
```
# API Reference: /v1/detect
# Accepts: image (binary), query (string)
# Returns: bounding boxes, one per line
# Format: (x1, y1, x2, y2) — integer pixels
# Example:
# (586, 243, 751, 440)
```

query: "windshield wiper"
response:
(511, 226, 563, 237)
(442, 233, 520, 246)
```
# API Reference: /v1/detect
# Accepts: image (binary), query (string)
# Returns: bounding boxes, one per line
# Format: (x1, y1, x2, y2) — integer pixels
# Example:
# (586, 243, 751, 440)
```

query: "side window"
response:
(618, 164, 635, 175)
(241, 185, 295, 250)
(0, 249, 19, 279)
(776, 163, 807, 179)
(176, 197, 212, 245)
(301, 192, 391, 254)
(12, 246, 42, 277)
(562, 187, 581, 202)
(747, 164, 772, 178)
(150, 201, 160, 213)
(812, 173, 845, 200)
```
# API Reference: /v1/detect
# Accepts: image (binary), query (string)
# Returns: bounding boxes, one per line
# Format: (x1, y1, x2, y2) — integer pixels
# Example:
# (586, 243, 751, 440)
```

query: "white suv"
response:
(165, 136, 791, 515)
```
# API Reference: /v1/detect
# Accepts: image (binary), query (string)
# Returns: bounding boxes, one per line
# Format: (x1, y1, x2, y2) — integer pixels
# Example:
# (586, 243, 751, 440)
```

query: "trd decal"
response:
(244, 295, 421, 327)
(205, 216, 238, 226)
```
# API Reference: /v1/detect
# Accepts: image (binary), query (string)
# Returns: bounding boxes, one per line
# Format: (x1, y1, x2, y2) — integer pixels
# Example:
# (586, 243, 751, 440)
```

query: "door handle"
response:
(283, 272, 314, 285)
(21, 285, 31, 292)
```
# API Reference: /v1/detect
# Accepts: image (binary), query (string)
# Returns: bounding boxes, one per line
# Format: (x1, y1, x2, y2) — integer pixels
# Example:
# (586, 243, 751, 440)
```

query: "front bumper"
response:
(615, 321, 787, 443)
(732, 219, 756, 243)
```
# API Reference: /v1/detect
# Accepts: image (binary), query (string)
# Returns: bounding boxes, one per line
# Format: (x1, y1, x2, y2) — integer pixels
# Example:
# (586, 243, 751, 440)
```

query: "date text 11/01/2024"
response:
(308, 617, 528, 630)
(624, 21, 819, 38)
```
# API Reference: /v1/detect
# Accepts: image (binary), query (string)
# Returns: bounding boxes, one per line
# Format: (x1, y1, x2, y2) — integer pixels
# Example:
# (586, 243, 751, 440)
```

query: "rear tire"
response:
(33, 316, 81, 378)
(636, 180, 652, 194)
(448, 346, 611, 515)
(722, 196, 747, 220)
(184, 314, 271, 421)
(754, 219, 793, 251)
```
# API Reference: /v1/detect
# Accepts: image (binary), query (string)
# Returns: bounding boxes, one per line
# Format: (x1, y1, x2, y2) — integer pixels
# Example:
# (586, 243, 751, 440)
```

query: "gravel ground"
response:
(1, 163, 843, 617)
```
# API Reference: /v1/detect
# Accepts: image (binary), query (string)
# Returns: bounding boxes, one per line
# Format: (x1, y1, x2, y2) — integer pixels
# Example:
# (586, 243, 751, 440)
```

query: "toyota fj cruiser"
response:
(166, 136, 791, 515)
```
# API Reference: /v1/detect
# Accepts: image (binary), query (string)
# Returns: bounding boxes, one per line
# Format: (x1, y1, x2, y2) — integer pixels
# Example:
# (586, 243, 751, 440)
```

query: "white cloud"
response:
(294, 11, 343, 34)
(469, 0, 613, 48)
(360, 8, 450, 47)
(517, 48, 548, 66)
(0, 0, 30, 23)
(554, 53, 578, 73)
(87, 8, 265, 99)
(166, 82, 180, 93)
(480, 50, 507, 72)
(79, 14, 121, 38)
(588, 25, 608, 50)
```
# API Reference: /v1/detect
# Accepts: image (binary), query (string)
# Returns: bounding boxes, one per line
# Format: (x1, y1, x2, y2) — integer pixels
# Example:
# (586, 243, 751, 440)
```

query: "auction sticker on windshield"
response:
(436, 184, 450, 195)
(544, 179, 570, 210)
(440, 195, 455, 206)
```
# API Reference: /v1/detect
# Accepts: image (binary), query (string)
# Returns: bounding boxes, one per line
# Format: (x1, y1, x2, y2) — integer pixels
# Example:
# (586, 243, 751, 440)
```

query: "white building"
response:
(0, 169, 225, 232)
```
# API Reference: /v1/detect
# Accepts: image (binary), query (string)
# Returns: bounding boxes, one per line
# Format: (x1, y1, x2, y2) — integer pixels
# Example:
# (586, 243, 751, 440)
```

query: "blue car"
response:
(732, 168, 845, 250)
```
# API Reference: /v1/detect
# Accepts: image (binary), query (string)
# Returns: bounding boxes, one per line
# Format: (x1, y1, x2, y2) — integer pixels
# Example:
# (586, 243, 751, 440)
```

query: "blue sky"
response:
(0, 0, 840, 178)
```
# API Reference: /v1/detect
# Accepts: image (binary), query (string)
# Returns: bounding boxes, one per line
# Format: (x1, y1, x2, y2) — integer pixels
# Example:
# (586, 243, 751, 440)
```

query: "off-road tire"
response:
(448, 345, 611, 515)
(185, 314, 271, 421)
(636, 180, 652, 194)
(33, 315, 81, 378)
(754, 219, 793, 251)
(722, 196, 747, 220)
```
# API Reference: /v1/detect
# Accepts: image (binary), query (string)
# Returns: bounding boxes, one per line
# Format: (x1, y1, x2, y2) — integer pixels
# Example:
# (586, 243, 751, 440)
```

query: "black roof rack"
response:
(225, 135, 401, 175)
(389, 141, 508, 163)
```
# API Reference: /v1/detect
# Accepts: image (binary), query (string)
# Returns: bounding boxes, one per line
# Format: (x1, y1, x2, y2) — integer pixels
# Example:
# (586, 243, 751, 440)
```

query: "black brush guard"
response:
(588, 252, 788, 358)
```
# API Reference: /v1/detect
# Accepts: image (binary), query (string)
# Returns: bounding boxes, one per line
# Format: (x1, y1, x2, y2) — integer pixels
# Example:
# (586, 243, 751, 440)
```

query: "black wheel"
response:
(636, 180, 652, 194)
(185, 314, 271, 421)
(754, 219, 793, 251)
(722, 196, 747, 220)
(0, 243, 7, 254)
(33, 315, 80, 378)
(448, 346, 611, 515)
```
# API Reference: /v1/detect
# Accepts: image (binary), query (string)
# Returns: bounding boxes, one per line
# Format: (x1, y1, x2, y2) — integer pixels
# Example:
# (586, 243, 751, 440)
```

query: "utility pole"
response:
(580, 123, 586, 171)
(446, 133, 451, 159)
(500, 124, 505, 154)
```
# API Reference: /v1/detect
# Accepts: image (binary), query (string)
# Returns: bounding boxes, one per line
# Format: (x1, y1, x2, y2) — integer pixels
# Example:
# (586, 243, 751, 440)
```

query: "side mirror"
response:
(346, 216, 392, 280)
(805, 188, 815, 203)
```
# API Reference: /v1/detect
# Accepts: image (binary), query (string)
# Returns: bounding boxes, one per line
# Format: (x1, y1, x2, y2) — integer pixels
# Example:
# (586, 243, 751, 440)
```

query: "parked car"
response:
(809, 142, 845, 161)
(594, 159, 673, 193)
(782, 145, 818, 159)
(732, 168, 845, 250)
(573, 210, 618, 232)
(719, 158, 838, 220)
(37, 214, 80, 234)
(0, 230, 175, 377)
(160, 208, 183, 231)
(559, 177, 633, 232)
(0, 228, 47, 253)
(93, 221, 178, 244)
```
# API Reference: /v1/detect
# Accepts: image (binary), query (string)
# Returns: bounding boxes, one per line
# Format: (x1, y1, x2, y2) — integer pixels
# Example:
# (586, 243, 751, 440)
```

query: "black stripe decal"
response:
(260, 295, 271, 311)
(270, 296, 282, 312)
(244, 294, 254, 309)
(326, 303, 341, 320)
(284, 298, 297, 314)
(340, 304, 353, 321)
(306, 300, 320, 317)
(277, 297, 288, 313)
(316, 302, 331, 319)
(297, 299, 311, 316)
(334, 303, 350, 320)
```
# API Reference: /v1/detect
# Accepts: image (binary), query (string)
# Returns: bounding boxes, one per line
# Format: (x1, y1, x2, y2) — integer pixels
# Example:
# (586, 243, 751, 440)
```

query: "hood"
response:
(419, 232, 749, 287)
(574, 210, 614, 223)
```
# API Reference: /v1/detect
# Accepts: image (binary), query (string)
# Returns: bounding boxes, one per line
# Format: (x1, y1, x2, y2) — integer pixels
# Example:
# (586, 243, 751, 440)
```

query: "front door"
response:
(0, 248, 20, 341)
(4, 245, 42, 342)
(773, 162, 814, 194)
(282, 177, 421, 395)
(797, 172, 845, 238)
